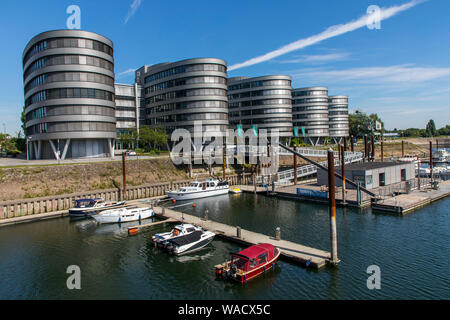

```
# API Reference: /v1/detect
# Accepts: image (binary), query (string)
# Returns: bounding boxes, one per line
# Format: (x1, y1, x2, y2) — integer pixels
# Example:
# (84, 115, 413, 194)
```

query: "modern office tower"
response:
(23, 30, 116, 159)
(292, 87, 330, 146)
(228, 75, 293, 140)
(135, 58, 229, 138)
(114, 83, 143, 149)
(328, 95, 350, 143)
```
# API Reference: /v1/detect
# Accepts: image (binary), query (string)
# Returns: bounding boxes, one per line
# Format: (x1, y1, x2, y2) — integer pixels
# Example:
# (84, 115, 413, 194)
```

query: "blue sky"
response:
(1, 0, 449, 135)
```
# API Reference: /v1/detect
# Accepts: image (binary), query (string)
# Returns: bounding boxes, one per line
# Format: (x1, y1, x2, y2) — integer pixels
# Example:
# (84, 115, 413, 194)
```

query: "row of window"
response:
(230, 118, 292, 125)
(228, 89, 292, 100)
(26, 105, 116, 122)
(294, 121, 330, 127)
(230, 108, 292, 118)
(329, 105, 349, 109)
(329, 111, 348, 116)
(144, 64, 226, 83)
(147, 112, 228, 124)
(25, 72, 114, 93)
(228, 79, 291, 91)
(27, 121, 115, 135)
(329, 123, 349, 129)
(293, 98, 329, 104)
(26, 88, 114, 106)
(24, 37, 113, 64)
(146, 100, 227, 114)
(229, 98, 292, 109)
(294, 113, 329, 119)
(293, 106, 329, 112)
(146, 88, 227, 104)
(24, 55, 114, 79)
(145, 76, 226, 94)
(329, 98, 348, 103)
(292, 90, 328, 97)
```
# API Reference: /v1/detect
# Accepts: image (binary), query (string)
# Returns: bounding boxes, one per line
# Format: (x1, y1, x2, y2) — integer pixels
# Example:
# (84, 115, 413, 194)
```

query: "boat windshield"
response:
(75, 200, 94, 207)
(231, 256, 248, 271)
(189, 183, 198, 187)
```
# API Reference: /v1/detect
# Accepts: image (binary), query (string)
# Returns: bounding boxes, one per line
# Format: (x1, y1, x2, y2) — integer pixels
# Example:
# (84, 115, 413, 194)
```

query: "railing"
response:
(256, 149, 364, 184)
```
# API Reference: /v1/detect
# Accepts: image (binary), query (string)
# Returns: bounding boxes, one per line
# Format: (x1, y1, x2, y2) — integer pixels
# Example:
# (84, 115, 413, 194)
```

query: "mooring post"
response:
(340, 144, 346, 205)
(327, 149, 339, 265)
(338, 143, 341, 167)
(122, 152, 127, 200)
(381, 139, 384, 162)
(204, 209, 208, 221)
(276, 227, 281, 241)
(429, 140, 433, 186)
(293, 146, 298, 185)
(364, 135, 368, 162)
(417, 157, 421, 190)
(222, 145, 226, 180)
(350, 136, 354, 152)
(253, 166, 256, 194)
(237, 226, 241, 239)
(402, 140, 405, 157)
(371, 135, 375, 162)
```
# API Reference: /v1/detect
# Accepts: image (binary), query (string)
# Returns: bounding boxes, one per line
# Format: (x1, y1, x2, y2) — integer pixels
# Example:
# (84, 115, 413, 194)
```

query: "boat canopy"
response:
(233, 243, 276, 260)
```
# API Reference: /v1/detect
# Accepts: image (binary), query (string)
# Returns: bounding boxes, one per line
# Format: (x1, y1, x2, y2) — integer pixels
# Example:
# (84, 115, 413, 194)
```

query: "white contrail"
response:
(124, 0, 143, 24)
(228, 0, 425, 71)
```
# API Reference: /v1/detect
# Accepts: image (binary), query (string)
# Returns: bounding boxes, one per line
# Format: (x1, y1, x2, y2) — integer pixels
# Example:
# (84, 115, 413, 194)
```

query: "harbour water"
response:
(0, 193, 448, 300)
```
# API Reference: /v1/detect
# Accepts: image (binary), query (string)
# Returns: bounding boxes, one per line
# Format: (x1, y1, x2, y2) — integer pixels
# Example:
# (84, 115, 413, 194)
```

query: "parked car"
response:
(126, 151, 137, 156)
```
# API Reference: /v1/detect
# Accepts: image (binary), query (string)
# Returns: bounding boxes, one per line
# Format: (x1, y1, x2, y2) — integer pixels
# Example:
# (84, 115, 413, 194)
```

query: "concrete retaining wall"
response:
(0, 174, 252, 220)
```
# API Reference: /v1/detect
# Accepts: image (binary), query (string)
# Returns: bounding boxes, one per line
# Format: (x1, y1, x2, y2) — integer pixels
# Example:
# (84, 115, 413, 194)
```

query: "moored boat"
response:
(229, 188, 242, 194)
(167, 179, 229, 201)
(152, 224, 215, 255)
(91, 206, 153, 224)
(215, 243, 281, 283)
(69, 198, 126, 217)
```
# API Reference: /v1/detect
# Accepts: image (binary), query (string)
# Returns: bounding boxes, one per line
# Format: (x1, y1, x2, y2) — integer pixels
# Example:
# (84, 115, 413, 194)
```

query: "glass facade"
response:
(228, 76, 293, 138)
(23, 30, 116, 160)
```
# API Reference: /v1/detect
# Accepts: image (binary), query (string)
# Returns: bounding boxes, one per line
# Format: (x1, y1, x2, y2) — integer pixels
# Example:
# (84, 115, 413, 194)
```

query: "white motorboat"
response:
(166, 179, 229, 201)
(152, 224, 215, 255)
(91, 206, 154, 224)
(69, 198, 126, 217)
(433, 149, 449, 162)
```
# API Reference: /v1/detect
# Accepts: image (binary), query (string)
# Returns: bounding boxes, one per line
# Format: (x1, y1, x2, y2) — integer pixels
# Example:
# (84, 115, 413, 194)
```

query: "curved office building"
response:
(23, 30, 116, 160)
(228, 75, 293, 139)
(292, 87, 329, 145)
(138, 58, 229, 137)
(328, 95, 349, 142)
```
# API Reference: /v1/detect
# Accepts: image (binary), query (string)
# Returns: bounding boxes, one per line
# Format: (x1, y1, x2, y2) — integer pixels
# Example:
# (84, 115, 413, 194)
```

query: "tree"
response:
(425, 119, 437, 137)
(349, 111, 373, 138)
(20, 105, 26, 137)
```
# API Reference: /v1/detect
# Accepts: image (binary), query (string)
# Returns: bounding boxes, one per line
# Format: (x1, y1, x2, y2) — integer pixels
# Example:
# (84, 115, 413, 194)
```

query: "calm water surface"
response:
(0, 193, 448, 300)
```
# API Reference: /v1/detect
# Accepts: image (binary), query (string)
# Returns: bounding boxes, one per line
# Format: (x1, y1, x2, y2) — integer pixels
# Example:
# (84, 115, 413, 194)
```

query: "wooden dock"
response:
(128, 201, 332, 269)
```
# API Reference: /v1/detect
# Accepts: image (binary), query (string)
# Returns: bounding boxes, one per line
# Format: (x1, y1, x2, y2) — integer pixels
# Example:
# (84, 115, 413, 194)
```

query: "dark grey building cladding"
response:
(23, 30, 116, 160)
(228, 75, 293, 139)
(135, 58, 229, 137)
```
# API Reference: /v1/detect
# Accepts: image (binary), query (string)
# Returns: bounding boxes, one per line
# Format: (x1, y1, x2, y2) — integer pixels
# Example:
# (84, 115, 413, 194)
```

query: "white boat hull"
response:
(167, 187, 229, 201)
(173, 232, 215, 255)
(92, 207, 154, 224)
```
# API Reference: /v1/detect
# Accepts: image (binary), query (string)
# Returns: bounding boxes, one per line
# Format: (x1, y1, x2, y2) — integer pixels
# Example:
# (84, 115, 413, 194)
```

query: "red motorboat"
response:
(215, 243, 281, 283)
